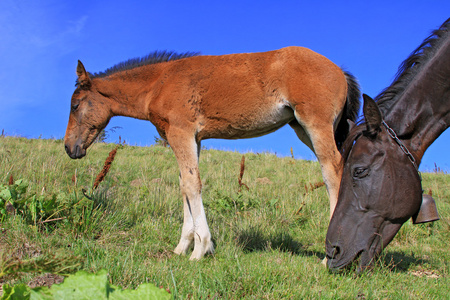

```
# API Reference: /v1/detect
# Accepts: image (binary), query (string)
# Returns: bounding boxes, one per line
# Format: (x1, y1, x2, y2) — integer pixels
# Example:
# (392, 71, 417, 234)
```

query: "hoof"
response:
(174, 239, 193, 256)
(189, 241, 214, 260)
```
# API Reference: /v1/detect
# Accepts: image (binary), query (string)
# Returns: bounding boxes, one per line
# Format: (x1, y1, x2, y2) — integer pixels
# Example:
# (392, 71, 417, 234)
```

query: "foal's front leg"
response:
(168, 130, 214, 260)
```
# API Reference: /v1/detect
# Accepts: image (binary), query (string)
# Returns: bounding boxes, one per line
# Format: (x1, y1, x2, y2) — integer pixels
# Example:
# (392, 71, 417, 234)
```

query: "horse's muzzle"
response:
(65, 143, 86, 159)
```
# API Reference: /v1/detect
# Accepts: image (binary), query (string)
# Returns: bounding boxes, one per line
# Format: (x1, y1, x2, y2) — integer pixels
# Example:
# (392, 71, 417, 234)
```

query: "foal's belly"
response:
(199, 102, 295, 140)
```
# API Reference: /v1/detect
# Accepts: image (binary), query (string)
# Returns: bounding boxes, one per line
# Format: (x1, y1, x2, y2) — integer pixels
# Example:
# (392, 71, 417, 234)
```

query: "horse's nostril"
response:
(64, 144, 70, 154)
(329, 246, 341, 259)
(334, 246, 340, 256)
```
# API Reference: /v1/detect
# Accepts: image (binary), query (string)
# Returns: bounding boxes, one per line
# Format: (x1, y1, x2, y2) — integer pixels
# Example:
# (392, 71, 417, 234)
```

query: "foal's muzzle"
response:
(65, 143, 86, 159)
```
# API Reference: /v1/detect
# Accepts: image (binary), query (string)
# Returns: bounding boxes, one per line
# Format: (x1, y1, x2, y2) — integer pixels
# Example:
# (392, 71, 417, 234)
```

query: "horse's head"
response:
(326, 94, 425, 272)
(64, 61, 112, 159)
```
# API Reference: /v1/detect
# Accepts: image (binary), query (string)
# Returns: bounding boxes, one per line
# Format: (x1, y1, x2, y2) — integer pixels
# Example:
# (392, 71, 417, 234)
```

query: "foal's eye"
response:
(71, 103, 80, 112)
(353, 167, 369, 178)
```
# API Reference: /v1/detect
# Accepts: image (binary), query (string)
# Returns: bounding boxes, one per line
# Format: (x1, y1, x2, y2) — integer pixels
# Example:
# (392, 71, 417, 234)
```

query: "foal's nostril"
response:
(75, 144, 81, 157)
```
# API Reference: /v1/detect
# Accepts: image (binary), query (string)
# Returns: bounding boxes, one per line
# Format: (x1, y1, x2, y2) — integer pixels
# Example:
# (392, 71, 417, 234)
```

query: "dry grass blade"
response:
(303, 181, 325, 195)
(72, 169, 77, 186)
(294, 202, 306, 215)
(238, 155, 249, 192)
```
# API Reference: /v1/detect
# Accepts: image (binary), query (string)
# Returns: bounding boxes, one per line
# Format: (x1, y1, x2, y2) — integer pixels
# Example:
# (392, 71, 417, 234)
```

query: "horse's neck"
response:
(95, 66, 162, 121)
(385, 38, 450, 164)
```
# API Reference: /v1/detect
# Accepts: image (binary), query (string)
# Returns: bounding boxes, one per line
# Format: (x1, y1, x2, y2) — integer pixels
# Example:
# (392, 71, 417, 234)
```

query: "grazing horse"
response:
(64, 46, 361, 260)
(326, 18, 450, 272)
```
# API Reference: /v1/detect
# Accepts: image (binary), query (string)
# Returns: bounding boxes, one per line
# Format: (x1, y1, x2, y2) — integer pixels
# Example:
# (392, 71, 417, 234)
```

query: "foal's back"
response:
(147, 46, 347, 142)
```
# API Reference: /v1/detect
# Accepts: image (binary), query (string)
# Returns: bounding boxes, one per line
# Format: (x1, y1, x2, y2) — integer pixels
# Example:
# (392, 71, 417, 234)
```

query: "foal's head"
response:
(64, 61, 112, 159)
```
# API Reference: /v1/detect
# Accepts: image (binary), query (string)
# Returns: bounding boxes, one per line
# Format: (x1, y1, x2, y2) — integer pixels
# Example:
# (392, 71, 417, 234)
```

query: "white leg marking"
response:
(170, 136, 214, 259)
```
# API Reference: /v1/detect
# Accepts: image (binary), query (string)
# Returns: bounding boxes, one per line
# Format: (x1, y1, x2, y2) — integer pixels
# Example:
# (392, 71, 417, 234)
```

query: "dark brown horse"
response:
(326, 18, 450, 272)
(64, 47, 360, 260)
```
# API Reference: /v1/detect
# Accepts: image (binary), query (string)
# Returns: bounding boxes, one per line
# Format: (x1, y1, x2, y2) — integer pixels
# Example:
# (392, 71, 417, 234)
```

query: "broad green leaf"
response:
(4, 270, 171, 300)
(1, 283, 30, 300)
(29, 286, 53, 300)
(50, 270, 108, 300)
(0, 188, 11, 201)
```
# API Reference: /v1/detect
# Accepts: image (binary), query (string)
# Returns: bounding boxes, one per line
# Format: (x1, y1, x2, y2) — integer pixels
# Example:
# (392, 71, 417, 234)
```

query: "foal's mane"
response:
(376, 18, 450, 115)
(91, 50, 200, 78)
(340, 18, 450, 161)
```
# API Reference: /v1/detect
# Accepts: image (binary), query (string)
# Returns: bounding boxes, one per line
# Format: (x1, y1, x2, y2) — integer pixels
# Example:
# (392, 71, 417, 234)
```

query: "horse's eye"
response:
(353, 167, 369, 178)
(71, 103, 80, 113)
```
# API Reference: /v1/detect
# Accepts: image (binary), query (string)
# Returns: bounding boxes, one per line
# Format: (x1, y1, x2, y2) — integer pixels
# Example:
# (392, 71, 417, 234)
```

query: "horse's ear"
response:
(363, 94, 382, 137)
(347, 119, 356, 131)
(76, 60, 91, 89)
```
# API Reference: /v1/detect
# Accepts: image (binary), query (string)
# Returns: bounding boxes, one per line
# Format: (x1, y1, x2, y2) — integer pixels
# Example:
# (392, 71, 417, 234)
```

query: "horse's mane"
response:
(340, 18, 450, 161)
(376, 18, 450, 115)
(91, 50, 200, 78)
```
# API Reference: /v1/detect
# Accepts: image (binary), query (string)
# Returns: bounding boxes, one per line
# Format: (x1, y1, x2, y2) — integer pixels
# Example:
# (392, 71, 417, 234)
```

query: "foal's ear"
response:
(363, 94, 382, 137)
(76, 60, 91, 89)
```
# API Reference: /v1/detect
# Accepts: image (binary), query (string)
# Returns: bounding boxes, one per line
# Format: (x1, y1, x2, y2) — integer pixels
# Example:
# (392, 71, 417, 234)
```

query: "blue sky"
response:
(1, 1, 449, 172)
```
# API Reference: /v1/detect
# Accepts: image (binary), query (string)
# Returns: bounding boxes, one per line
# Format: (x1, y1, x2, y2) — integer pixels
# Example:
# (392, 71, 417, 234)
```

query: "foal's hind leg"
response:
(167, 129, 214, 260)
(307, 125, 343, 218)
(291, 114, 343, 218)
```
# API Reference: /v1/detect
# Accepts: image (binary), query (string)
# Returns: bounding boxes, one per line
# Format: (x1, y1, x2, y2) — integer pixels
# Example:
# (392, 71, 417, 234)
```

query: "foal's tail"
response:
(334, 71, 361, 151)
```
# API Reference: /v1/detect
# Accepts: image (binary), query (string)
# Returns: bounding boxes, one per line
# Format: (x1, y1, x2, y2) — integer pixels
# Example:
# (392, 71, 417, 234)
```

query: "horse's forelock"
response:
(340, 124, 365, 163)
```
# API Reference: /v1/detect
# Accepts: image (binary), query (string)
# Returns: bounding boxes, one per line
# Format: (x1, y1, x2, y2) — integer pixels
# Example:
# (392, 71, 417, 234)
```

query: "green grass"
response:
(0, 136, 449, 299)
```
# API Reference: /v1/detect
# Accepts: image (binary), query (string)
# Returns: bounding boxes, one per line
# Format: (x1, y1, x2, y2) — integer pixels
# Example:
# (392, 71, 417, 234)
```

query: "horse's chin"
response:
(356, 250, 375, 273)
(328, 249, 378, 273)
(327, 249, 363, 272)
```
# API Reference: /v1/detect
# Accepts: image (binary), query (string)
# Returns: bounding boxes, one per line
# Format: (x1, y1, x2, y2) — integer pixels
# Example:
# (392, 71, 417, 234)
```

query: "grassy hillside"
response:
(0, 136, 449, 299)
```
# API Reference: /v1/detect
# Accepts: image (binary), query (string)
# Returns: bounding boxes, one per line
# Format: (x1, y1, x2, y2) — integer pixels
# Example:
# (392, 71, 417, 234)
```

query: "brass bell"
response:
(412, 194, 440, 224)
